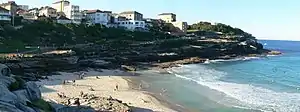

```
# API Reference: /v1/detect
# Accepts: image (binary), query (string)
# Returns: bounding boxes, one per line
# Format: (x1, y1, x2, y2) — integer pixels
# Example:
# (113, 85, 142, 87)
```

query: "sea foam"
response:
(169, 64, 300, 112)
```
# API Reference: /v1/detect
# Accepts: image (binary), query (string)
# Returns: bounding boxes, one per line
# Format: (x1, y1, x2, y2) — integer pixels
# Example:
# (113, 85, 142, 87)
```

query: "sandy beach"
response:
(36, 69, 175, 112)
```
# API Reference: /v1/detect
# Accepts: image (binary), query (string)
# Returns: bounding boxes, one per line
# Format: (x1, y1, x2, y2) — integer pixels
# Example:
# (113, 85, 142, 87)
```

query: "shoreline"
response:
(36, 69, 176, 112)
(123, 76, 192, 112)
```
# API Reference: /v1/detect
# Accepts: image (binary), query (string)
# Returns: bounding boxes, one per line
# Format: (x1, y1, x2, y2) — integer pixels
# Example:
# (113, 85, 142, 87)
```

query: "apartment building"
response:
(52, 0, 81, 24)
(157, 13, 187, 34)
(116, 20, 145, 30)
(0, 7, 11, 22)
(158, 13, 176, 23)
(85, 10, 112, 26)
(38, 6, 57, 17)
(119, 11, 143, 21)
(0, 1, 18, 16)
(171, 21, 188, 33)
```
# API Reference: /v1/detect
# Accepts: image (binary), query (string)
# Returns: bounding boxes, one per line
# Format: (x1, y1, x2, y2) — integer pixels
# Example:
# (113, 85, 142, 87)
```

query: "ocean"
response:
(137, 40, 300, 112)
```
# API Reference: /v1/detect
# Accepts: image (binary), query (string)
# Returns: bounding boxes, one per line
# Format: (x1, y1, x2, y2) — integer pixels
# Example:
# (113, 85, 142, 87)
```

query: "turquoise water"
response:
(138, 40, 300, 112)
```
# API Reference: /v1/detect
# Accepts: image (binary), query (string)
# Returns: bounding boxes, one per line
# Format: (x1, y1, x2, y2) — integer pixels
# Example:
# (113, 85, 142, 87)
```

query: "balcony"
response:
(0, 12, 10, 16)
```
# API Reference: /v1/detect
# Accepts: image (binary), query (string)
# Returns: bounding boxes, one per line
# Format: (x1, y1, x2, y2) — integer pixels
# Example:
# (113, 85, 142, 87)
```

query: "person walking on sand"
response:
(139, 83, 143, 90)
(115, 84, 119, 91)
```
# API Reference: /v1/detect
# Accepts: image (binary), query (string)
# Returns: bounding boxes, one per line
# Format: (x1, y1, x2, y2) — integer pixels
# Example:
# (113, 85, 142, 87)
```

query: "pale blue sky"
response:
(4, 0, 300, 40)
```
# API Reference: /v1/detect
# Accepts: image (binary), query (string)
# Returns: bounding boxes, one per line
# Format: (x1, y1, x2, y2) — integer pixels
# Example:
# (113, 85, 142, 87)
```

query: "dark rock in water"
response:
(268, 50, 282, 55)
(121, 65, 136, 71)
(25, 82, 41, 101)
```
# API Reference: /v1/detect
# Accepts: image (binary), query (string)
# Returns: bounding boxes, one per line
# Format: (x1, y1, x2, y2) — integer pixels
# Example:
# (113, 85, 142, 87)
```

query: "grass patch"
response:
(27, 99, 53, 112)
(8, 76, 25, 91)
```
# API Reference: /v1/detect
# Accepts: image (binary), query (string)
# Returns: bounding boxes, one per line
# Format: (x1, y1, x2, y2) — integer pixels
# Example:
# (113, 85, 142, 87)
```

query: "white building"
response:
(85, 10, 111, 26)
(0, 7, 10, 21)
(18, 5, 29, 10)
(64, 5, 81, 24)
(52, 0, 81, 24)
(116, 20, 145, 30)
(28, 8, 39, 16)
(38, 6, 57, 17)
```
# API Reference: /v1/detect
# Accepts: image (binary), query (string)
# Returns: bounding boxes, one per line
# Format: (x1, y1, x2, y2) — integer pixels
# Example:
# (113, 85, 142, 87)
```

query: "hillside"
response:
(188, 21, 254, 38)
(0, 20, 275, 74)
(0, 21, 176, 53)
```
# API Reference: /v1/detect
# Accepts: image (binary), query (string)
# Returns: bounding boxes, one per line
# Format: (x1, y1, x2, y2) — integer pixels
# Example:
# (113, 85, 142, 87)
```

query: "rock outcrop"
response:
(0, 64, 132, 112)
(0, 64, 42, 112)
(55, 93, 131, 112)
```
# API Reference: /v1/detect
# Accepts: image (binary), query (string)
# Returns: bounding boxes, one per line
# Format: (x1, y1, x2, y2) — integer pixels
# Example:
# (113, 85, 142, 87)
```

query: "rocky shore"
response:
(0, 36, 282, 112)
(0, 63, 176, 112)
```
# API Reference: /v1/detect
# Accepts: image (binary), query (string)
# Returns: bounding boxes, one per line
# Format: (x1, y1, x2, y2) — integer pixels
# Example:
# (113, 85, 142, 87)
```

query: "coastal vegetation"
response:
(188, 21, 254, 37)
(27, 99, 54, 112)
(0, 21, 175, 53)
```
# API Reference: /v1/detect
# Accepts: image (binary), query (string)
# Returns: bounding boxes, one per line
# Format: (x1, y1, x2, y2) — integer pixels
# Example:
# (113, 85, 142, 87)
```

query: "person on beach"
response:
(160, 88, 167, 96)
(80, 72, 85, 79)
(74, 98, 80, 106)
(115, 84, 119, 91)
(80, 91, 84, 97)
(62, 80, 66, 85)
(139, 83, 143, 90)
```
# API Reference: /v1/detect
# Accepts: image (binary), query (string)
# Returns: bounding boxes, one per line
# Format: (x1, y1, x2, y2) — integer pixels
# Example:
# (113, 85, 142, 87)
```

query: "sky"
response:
(2, 0, 300, 41)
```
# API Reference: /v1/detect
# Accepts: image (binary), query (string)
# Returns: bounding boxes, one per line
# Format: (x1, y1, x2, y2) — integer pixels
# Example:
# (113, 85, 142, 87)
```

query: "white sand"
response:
(36, 70, 175, 112)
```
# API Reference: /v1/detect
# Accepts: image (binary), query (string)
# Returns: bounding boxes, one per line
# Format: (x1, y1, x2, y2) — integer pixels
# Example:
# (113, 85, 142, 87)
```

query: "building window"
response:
(135, 22, 139, 24)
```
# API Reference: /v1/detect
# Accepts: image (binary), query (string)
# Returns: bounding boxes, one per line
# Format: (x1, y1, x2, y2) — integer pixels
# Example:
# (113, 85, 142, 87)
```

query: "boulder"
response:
(15, 103, 36, 112)
(25, 82, 41, 101)
(0, 64, 11, 77)
(13, 90, 30, 105)
(0, 84, 19, 105)
(0, 76, 15, 87)
(0, 101, 23, 112)
(50, 103, 95, 112)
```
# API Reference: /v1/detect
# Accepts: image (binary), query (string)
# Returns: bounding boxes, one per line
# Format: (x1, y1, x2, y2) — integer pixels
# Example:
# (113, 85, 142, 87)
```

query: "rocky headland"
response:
(0, 21, 282, 111)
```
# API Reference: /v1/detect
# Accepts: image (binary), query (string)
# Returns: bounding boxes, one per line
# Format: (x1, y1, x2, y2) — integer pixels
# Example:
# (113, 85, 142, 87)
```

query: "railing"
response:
(0, 13, 10, 16)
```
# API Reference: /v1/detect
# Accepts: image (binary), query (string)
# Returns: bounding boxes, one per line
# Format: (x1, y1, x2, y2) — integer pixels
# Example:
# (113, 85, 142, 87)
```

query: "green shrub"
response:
(27, 99, 53, 112)
(8, 76, 25, 91)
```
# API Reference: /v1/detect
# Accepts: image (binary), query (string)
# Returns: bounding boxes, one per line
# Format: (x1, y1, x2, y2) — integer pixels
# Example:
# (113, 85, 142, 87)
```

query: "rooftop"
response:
(39, 6, 56, 11)
(0, 1, 18, 6)
(158, 13, 176, 16)
(28, 8, 39, 11)
(57, 15, 71, 20)
(0, 7, 9, 12)
(120, 11, 142, 15)
(85, 9, 112, 14)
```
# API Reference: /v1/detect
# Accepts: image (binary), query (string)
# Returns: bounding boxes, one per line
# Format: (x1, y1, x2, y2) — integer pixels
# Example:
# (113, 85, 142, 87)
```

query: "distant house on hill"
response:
(38, 6, 57, 17)
(0, 1, 18, 16)
(119, 11, 143, 21)
(56, 15, 71, 24)
(0, 7, 11, 22)
(84, 9, 112, 26)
